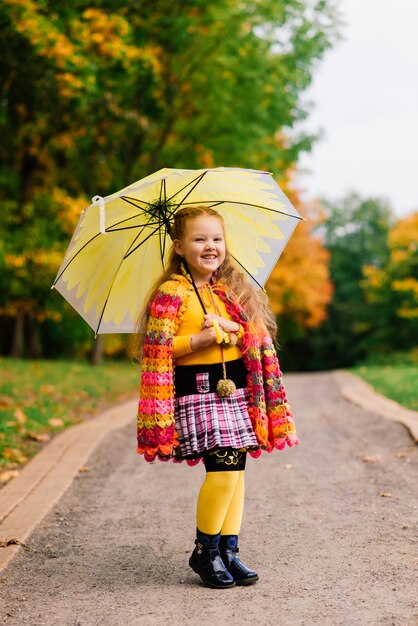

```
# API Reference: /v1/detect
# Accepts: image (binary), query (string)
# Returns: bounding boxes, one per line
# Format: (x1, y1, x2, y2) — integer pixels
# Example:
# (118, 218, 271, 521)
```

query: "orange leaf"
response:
(40, 385, 56, 395)
(26, 431, 51, 443)
(3, 448, 28, 463)
(0, 470, 20, 484)
(14, 407, 28, 424)
(48, 418, 64, 427)
(362, 455, 382, 464)
(0, 396, 12, 408)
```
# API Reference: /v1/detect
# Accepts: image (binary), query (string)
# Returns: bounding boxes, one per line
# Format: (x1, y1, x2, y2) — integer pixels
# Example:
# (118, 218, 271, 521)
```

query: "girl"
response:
(136, 206, 298, 589)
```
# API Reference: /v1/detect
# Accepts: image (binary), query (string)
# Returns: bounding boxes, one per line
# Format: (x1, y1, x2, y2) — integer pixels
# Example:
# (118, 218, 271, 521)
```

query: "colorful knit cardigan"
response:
(137, 274, 299, 463)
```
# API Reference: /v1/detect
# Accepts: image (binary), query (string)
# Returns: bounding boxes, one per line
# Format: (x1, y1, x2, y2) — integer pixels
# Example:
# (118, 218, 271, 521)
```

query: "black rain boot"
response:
(219, 535, 259, 586)
(189, 530, 235, 589)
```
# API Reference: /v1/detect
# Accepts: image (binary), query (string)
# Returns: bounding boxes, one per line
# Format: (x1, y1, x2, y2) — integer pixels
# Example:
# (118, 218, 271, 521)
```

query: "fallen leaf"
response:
(40, 385, 56, 395)
(0, 470, 20, 484)
(0, 396, 12, 408)
(23, 391, 37, 404)
(0, 538, 27, 549)
(78, 466, 90, 473)
(362, 455, 382, 464)
(48, 418, 64, 428)
(14, 407, 27, 425)
(2, 448, 27, 464)
(395, 447, 416, 459)
(380, 492, 393, 498)
(25, 432, 51, 443)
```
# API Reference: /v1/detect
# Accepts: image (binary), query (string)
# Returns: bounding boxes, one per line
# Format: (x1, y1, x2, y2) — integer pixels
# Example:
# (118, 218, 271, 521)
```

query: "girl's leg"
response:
(219, 467, 259, 586)
(190, 470, 238, 589)
(196, 470, 240, 534)
(220, 470, 245, 535)
(189, 448, 244, 589)
(189, 448, 258, 587)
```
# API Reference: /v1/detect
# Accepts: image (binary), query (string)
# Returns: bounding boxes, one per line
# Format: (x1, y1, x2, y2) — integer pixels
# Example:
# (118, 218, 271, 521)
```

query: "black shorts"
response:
(203, 447, 247, 472)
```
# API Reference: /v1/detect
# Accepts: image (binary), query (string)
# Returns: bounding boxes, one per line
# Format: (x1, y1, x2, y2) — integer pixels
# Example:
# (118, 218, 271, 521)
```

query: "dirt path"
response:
(0, 372, 417, 626)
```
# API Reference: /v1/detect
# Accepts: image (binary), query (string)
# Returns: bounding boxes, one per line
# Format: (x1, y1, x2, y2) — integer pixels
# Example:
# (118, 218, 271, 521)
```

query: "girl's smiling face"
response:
(174, 215, 226, 285)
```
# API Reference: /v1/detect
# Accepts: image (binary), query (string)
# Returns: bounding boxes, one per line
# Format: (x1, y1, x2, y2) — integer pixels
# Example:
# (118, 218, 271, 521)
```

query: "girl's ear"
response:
(173, 239, 183, 257)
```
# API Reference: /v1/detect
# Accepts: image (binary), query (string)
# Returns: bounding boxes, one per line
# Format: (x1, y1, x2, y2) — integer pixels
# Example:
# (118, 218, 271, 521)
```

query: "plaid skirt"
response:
(174, 359, 258, 459)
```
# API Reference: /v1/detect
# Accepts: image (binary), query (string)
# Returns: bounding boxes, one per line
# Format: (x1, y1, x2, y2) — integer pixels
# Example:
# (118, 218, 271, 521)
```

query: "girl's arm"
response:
(173, 326, 218, 357)
(201, 313, 240, 334)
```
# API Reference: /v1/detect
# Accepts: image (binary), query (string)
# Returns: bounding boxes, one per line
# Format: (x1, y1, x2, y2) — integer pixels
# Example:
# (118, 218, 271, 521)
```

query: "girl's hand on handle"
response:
(211, 319, 223, 344)
(190, 327, 218, 351)
(202, 314, 240, 334)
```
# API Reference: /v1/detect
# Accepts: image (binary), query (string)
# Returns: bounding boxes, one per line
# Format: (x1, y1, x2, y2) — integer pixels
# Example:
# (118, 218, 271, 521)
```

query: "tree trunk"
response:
(90, 334, 104, 366)
(10, 310, 25, 358)
(27, 317, 43, 359)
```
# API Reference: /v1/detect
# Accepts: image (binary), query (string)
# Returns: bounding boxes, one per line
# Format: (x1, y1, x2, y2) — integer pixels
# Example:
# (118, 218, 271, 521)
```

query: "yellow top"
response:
(173, 289, 243, 365)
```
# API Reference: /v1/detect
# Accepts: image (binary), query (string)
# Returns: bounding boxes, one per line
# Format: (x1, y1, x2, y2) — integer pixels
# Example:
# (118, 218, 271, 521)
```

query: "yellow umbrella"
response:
(53, 167, 302, 334)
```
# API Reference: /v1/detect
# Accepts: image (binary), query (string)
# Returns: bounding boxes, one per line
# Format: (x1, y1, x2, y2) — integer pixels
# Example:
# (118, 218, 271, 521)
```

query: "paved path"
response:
(0, 372, 417, 626)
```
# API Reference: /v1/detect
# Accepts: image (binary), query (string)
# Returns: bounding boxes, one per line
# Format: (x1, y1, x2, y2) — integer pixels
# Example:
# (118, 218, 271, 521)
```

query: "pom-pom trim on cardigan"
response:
(137, 274, 299, 463)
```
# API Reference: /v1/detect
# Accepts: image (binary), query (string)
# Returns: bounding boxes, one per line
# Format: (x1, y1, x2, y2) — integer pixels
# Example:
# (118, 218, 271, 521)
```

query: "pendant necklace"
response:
(182, 262, 237, 397)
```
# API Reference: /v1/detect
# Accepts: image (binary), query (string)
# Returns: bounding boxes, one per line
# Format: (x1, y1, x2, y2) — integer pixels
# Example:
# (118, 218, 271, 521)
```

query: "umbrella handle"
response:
(212, 319, 224, 344)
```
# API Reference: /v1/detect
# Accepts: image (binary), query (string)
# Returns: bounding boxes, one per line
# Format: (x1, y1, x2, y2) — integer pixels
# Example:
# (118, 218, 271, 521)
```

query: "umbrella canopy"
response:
(53, 167, 302, 334)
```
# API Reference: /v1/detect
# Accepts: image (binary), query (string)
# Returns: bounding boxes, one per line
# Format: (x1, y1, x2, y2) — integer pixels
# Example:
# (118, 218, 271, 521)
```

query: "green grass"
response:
(2, 355, 416, 480)
(351, 363, 418, 412)
(0, 357, 140, 471)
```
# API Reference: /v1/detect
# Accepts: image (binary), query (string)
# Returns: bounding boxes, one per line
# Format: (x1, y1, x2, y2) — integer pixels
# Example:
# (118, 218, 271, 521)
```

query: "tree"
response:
(0, 0, 340, 357)
(362, 211, 418, 353)
(266, 195, 332, 330)
(305, 194, 393, 368)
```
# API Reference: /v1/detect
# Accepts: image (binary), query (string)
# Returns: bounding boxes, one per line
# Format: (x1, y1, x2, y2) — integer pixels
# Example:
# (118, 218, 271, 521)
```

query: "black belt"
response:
(174, 358, 248, 397)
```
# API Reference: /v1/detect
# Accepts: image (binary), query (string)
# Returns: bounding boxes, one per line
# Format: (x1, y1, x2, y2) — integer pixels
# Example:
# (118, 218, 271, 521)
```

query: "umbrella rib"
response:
(121, 196, 158, 208)
(160, 178, 168, 265)
(230, 254, 264, 290)
(94, 256, 127, 336)
(95, 222, 165, 333)
(161, 178, 166, 204)
(53, 233, 102, 284)
(121, 193, 176, 230)
(122, 224, 154, 259)
(166, 172, 207, 204)
(107, 219, 161, 232)
(92, 203, 162, 231)
(121, 195, 176, 215)
(159, 228, 165, 267)
(53, 217, 159, 285)
(121, 196, 164, 214)
(177, 199, 303, 219)
(123, 223, 163, 259)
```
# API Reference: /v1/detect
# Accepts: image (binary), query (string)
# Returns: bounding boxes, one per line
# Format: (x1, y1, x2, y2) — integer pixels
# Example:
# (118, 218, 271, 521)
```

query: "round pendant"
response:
(216, 378, 237, 397)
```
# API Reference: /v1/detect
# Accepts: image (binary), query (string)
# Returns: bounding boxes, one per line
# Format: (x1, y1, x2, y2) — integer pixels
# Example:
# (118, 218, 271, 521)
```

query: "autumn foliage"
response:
(362, 211, 418, 330)
(0, 0, 340, 359)
(267, 203, 333, 330)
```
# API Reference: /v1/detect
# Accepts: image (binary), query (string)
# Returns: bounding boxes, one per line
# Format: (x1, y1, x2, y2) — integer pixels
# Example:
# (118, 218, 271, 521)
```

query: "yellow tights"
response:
(196, 470, 245, 535)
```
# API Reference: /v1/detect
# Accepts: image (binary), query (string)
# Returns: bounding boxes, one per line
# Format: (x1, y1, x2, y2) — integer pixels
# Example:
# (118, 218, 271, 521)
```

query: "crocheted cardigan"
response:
(137, 274, 299, 462)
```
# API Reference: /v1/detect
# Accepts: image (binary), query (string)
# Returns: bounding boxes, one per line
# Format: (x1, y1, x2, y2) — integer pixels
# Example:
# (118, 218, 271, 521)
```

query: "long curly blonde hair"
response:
(133, 206, 277, 355)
